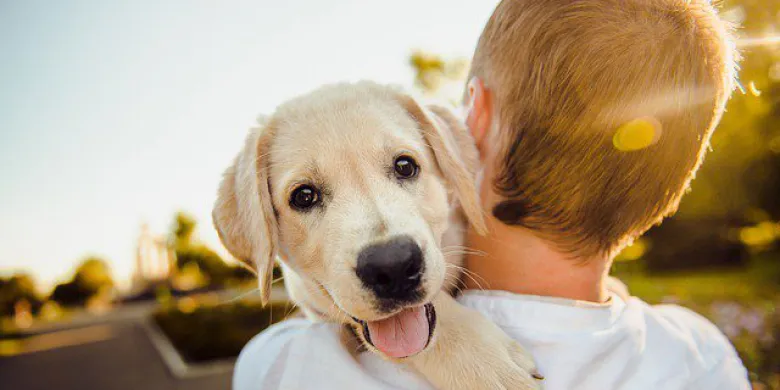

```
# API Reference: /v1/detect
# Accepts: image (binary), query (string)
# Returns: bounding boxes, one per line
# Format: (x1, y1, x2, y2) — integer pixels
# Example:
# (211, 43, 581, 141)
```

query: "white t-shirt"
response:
(233, 291, 750, 390)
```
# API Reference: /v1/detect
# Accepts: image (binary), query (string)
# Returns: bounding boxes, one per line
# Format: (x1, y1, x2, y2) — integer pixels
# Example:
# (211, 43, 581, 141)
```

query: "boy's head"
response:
(464, 0, 736, 257)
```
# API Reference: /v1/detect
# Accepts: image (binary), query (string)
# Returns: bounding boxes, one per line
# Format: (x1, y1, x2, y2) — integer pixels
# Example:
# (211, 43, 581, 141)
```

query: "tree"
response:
(172, 211, 197, 248)
(409, 50, 469, 103)
(169, 211, 255, 288)
(0, 273, 42, 318)
(73, 257, 115, 292)
(176, 245, 234, 286)
(50, 257, 115, 307)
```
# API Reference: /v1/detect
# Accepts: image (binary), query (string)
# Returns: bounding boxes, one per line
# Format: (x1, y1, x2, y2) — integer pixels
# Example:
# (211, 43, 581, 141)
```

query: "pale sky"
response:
(0, 0, 500, 290)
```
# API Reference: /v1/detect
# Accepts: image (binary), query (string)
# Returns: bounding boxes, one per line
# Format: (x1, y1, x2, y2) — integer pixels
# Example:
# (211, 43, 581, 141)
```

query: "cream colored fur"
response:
(213, 82, 540, 389)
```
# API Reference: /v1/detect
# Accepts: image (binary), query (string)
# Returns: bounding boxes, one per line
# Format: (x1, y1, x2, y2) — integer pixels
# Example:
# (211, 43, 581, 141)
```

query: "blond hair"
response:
(470, 0, 736, 256)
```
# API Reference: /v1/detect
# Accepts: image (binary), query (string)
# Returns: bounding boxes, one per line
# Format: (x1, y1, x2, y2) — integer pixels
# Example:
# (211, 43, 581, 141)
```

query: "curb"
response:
(140, 318, 235, 379)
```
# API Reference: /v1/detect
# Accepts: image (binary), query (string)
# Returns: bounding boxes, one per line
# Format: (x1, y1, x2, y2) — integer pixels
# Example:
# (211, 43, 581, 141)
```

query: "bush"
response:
(0, 274, 42, 318)
(49, 257, 115, 308)
(153, 299, 295, 363)
(642, 217, 749, 273)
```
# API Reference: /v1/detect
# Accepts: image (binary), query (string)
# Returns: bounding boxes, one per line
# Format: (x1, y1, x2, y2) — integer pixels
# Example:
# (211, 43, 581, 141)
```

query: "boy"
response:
(233, 0, 750, 388)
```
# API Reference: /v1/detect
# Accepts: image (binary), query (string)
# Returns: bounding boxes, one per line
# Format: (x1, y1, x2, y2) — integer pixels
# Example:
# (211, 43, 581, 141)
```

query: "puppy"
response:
(213, 82, 540, 389)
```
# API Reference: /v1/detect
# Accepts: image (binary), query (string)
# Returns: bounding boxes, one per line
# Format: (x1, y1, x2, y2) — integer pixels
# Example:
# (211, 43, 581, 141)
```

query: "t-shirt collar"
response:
(458, 289, 628, 332)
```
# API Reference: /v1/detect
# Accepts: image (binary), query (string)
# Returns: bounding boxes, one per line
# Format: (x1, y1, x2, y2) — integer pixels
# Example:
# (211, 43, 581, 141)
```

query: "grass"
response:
(614, 252, 780, 304)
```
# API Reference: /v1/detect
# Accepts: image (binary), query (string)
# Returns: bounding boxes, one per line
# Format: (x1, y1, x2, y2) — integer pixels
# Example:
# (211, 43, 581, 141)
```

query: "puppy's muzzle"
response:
(356, 235, 425, 304)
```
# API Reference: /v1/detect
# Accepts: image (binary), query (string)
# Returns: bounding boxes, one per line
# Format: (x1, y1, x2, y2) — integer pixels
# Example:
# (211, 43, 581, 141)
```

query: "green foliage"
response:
(73, 257, 114, 291)
(409, 50, 469, 102)
(172, 211, 197, 248)
(675, 1, 780, 221)
(169, 211, 256, 288)
(153, 299, 295, 362)
(176, 245, 235, 287)
(49, 256, 114, 308)
(49, 282, 94, 308)
(0, 273, 42, 318)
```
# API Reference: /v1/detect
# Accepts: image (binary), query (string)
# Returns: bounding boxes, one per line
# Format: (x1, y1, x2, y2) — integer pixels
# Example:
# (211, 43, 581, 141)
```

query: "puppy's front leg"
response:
(406, 294, 542, 390)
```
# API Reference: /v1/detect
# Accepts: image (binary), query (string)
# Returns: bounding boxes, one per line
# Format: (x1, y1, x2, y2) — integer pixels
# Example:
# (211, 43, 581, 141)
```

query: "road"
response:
(0, 286, 292, 389)
(0, 320, 231, 390)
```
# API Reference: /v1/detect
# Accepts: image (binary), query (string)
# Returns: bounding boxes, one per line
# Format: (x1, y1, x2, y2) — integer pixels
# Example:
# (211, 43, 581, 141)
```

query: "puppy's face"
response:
(214, 82, 484, 358)
(269, 87, 451, 322)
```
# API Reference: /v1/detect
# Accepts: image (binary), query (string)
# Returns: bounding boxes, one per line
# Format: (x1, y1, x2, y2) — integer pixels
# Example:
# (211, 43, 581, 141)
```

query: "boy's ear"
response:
(465, 77, 493, 158)
(394, 92, 487, 235)
(212, 121, 278, 305)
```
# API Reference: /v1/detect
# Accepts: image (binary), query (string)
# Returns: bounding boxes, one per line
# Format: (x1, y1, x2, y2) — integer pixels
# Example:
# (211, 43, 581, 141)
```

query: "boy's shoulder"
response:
(629, 299, 750, 389)
(609, 277, 743, 373)
(650, 303, 736, 358)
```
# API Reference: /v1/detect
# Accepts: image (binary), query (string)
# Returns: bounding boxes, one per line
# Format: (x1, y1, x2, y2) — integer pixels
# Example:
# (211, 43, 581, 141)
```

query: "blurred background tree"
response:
(0, 273, 42, 318)
(679, 2, 780, 220)
(410, 50, 470, 103)
(172, 212, 197, 247)
(49, 257, 114, 308)
(170, 211, 255, 289)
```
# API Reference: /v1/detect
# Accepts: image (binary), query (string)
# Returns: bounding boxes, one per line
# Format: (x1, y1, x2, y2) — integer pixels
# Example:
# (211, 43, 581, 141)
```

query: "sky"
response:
(0, 0, 501, 290)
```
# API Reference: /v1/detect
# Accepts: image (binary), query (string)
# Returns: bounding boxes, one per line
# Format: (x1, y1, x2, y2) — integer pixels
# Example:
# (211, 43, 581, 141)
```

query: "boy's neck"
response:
(463, 220, 611, 303)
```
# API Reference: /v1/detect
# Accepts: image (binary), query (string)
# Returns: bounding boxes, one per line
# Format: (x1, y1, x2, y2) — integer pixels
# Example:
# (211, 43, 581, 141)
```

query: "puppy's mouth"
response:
(351, 302, 436, 359)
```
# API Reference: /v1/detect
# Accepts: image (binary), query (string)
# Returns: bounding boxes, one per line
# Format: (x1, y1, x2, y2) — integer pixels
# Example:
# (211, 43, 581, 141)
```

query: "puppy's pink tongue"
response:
(366, 306, 428, 358)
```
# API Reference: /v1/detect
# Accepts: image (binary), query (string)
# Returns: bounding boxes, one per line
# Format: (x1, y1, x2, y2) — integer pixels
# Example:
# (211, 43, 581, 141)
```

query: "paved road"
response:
(0, 287, 292, 389)
(1, 321, 231, 390)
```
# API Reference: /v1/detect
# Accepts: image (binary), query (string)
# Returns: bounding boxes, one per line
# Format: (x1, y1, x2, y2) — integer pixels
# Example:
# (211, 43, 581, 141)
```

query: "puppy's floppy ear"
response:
(213, 121, 278, 305)
(395, 93, 487, 235)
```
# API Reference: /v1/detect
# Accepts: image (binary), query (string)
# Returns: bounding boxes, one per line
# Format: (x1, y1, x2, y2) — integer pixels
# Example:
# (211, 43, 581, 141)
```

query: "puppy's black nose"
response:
(356, 236, 424, 301)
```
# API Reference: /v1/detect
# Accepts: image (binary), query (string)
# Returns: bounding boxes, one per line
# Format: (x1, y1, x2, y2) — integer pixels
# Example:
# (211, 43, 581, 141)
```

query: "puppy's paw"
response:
(468, 324, 543, 390)
(503, 339, 545, 389)
(408, 294, 543, 390)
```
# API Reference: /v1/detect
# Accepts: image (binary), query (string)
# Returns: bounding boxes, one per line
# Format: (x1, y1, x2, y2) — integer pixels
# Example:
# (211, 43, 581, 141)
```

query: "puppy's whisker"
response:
(219, 287, 262, 305)
(442, 278, 461, 292)
(442, 245, 487, 257)
(283, 301, 298, 319)
(443, 250, 483, 257)
(442, 250, 486, 257)
(445, 263, 489, 291)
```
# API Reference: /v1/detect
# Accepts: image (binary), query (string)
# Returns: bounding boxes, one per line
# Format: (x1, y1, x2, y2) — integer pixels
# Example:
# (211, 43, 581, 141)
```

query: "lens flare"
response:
(737, 36, 780, 48)
(747, 81, 761, 97)
(613, 117, 661, 152)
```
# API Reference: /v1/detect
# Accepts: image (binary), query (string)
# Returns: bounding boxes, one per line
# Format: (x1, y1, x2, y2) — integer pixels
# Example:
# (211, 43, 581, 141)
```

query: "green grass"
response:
(614, 252, 780, 305)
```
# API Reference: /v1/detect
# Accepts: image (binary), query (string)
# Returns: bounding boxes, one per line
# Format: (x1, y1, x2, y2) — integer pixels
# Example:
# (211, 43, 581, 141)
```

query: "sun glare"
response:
(613, 117, 661, 152)
(736, 35, 780, 48)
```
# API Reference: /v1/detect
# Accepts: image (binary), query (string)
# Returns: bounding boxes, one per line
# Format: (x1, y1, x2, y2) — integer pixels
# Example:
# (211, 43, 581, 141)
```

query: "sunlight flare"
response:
(737, 35, 780, 48)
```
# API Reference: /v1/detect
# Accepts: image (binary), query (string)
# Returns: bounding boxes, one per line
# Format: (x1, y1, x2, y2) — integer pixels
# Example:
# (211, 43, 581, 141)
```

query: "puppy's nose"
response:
(356, 236, 424, 301)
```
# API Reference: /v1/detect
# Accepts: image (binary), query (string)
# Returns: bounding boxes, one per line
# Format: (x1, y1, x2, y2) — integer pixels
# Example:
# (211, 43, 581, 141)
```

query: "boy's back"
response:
(234, 290, 749, 389)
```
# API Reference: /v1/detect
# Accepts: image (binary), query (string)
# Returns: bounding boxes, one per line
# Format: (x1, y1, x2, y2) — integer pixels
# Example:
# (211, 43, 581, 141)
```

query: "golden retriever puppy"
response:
(213, 81, 540, 389)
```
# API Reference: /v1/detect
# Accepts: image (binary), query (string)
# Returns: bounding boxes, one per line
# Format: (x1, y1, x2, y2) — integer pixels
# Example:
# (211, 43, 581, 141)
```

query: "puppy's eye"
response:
(394, 156, 419, 179)
(290, 185, 320, 210)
